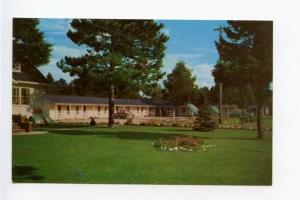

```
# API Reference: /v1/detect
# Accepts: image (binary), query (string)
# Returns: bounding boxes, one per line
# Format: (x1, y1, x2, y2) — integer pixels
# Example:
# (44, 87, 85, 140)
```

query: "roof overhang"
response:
(13, 80, 48, 86)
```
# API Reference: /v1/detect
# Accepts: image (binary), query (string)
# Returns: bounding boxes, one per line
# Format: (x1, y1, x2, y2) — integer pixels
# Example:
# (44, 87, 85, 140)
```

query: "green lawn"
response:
(12, 126, 272, 185)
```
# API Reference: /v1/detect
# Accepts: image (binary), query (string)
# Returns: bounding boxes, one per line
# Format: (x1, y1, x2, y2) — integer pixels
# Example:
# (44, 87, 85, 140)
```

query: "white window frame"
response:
(12, 86, 31, 105)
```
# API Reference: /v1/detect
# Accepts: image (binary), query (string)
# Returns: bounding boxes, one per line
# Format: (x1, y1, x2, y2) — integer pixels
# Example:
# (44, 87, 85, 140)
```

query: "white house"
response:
(12, 64, 48, 118)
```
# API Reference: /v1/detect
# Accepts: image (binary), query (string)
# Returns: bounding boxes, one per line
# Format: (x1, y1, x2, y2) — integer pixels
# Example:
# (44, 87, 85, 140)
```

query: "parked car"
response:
(114, 110, 134, 119)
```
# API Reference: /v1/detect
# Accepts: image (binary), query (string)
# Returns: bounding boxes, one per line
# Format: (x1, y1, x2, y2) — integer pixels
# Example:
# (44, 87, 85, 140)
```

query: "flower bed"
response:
(151, 135, 216, 152)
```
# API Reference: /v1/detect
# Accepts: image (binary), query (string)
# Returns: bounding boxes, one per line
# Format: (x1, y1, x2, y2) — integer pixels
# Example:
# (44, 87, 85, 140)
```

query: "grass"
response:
(12, 125, 272, 185)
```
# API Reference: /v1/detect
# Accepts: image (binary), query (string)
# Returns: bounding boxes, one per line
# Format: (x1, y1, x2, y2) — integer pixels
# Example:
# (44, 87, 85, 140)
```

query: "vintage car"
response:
(114, 110, 134, 119)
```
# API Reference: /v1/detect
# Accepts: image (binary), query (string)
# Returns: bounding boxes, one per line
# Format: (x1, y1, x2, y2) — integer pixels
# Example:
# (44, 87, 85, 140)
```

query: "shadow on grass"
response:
(51, 129, 179, 141)
(12, 165, 43, 182)
(49, 128, 259, 141)
(167, 129, 261, 141)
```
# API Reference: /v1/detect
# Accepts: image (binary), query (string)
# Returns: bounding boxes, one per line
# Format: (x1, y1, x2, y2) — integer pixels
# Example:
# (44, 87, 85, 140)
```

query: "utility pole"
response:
(214, 26, 224, 124)
(219, 82, 223, 124)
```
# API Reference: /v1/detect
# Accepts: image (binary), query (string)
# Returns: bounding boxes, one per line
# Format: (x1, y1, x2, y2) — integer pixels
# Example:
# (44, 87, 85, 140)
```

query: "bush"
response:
(12, 114, 22, 124)
(90, 117, 96, 126)
(193, 105, 216, 132)
(140, 122, 146, 126)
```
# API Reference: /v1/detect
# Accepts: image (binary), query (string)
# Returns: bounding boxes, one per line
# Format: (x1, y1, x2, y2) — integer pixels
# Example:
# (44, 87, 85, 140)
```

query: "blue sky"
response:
(38, 19, 227, 87)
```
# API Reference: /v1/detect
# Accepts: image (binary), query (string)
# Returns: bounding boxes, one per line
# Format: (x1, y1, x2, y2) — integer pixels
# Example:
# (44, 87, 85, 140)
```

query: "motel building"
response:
(42, 95, 189, 122)
(12, 64, 194, 124)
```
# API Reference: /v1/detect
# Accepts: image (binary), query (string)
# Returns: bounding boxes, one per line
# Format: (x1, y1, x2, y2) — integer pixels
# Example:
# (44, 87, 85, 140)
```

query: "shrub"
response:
(90, 117, 96, 126)
(140, 122, 146, 126)
(193, 105, 216, 132)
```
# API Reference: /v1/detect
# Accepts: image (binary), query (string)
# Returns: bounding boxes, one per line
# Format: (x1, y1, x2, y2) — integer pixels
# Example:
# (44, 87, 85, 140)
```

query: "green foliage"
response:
(46, 78, 75, 95)
(163, 61, 197, 105)
(13, 18, 52, 70)
(193, 105, 216, 132)
(213, 21, 272, 90)
(57, 19, 169, 98)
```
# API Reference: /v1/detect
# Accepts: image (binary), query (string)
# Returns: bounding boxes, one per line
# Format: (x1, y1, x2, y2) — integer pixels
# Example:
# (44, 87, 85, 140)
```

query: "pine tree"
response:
(212, 21, 272, 139)
(193, 105, 216, 132)
(58, 19, 168, 127)
(163, 61, 197, 105)
(13, 18, 52, 70)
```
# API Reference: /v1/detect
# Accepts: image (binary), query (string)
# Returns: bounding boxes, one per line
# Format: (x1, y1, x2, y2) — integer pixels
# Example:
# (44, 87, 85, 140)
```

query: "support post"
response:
(219, 82, 223, 124)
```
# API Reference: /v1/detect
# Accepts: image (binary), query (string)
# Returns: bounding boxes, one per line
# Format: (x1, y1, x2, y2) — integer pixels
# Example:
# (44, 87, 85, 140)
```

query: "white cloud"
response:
(52, 46, 86, 59)
(192, 63, 215, 87)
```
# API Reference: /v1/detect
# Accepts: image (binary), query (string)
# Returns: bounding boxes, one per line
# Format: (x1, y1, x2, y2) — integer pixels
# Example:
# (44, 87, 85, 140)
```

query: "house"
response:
(12, 64, 48, 118)
(42, 95, 192, 122)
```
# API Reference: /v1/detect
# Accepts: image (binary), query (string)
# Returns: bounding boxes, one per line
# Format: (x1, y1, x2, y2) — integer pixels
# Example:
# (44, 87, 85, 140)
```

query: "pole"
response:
(219, 82, 223, 124)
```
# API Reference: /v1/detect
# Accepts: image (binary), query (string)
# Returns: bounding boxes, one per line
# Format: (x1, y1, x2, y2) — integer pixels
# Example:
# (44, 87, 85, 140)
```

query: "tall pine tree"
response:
(58, 19, 168, 127)
(213, 21, 272, 139)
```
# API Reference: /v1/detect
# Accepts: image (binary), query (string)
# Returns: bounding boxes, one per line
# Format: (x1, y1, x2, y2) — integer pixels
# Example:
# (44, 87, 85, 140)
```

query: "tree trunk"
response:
(256, 102, 264, 140)
(108, 83, 115, 128)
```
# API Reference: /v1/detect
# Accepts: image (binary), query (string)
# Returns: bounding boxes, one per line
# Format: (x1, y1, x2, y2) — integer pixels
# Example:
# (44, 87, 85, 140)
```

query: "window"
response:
(83, 106, 86, 113)
(12, 87, 20, 104)
(57, 105, 61, 113)
(98, 106, 101, 113)
(141, 107, 144, 112)
(76, 106, 79, 114)
(66, 106, 70, 114)
(116, 106, 119, 112)
(137, 107, 140, 112)
(12, 87, 30, 105)
(126, 106, 130, 111)
(20, 88, 30, 104)
(104, 107, 107, 113)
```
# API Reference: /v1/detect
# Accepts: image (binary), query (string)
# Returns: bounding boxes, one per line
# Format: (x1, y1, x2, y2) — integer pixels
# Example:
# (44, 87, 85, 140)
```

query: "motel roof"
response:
(43, 95, 176, 107)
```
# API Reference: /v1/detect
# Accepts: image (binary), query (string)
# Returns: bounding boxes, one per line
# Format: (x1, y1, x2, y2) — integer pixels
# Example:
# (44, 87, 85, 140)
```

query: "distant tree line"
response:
(46, 60, 261, 111)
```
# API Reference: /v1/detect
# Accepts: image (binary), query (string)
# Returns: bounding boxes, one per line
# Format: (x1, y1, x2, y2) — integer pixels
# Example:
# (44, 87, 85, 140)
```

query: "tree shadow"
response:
(49, 127, 260, 141)
(12, 165, 43, 182)
(166, 129, 259, 141)
(51, 128, 187, 141)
